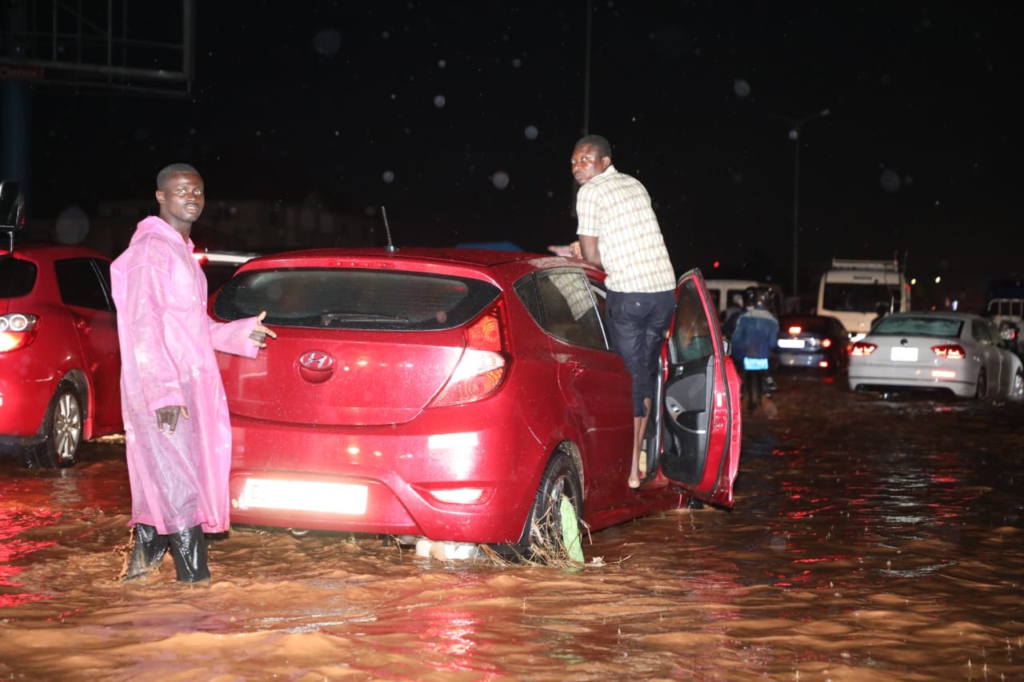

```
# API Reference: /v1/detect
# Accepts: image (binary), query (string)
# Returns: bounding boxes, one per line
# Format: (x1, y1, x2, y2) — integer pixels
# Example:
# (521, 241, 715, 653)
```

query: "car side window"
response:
(516, 269, 608, 350)
(55, 258, 113, 312)
(670, 279, 713, 362)
(971, 320, 992, 345)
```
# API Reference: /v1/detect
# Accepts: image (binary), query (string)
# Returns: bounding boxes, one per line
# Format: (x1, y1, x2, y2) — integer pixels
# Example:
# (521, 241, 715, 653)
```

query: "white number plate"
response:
(239, 479, 368, 515)
(778, 339, 805, 349)
(890, 347, 918, 362)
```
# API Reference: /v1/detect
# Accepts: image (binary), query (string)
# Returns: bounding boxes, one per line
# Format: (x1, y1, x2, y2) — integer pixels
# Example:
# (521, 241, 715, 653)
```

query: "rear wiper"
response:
(320, 312, 410, 325)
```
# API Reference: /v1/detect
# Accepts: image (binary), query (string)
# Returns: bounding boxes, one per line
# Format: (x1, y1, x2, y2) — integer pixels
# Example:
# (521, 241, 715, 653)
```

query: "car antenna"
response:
(381, 206, 399, 253)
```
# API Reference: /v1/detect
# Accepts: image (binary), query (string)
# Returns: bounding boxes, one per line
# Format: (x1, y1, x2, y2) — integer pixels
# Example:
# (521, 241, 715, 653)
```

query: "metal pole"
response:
(583, 0, 592, 136)
(792, 127, 801, 298)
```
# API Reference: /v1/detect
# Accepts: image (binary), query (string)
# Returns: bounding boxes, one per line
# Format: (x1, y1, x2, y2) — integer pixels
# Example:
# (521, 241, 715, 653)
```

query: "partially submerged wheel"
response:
(28, 380, 82, 469)
(973, 369, 987, 400)
(514, 452, 584, 563)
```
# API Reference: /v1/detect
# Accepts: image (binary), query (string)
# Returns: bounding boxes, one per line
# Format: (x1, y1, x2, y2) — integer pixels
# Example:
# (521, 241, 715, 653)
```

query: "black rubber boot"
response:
(168, 525, 211, 583)
(123, 523, 169, 583)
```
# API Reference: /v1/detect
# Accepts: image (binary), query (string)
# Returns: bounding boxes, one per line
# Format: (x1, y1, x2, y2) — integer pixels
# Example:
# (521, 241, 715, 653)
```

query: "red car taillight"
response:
(0, 313, 38, 352)
(850, 341, 876, 356)
(932, 344, 965, 359)
(821, 338, 832, 348)
(430, 302, 510, 407)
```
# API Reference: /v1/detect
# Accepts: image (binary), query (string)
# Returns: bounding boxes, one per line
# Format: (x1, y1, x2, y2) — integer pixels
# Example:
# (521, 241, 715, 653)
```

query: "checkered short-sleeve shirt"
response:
(575, 166, 676, 293)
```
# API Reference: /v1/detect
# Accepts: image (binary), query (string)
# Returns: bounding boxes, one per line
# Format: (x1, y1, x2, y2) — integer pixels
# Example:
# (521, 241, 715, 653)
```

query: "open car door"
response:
(656, 269, 742, 507)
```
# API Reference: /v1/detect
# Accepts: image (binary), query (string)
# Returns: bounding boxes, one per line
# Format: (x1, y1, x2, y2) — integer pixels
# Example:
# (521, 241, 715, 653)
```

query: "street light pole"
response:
(771, 108, 830, 302)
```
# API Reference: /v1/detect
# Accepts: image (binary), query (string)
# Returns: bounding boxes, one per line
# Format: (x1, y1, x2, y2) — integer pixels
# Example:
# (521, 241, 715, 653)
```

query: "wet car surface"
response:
(210, 248, 740, 556)
(2, 376, 1023, 679)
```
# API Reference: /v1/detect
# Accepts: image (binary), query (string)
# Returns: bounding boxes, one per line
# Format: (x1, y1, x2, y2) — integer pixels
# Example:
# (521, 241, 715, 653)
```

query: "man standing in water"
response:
(567, 135, 677, 489)
(112, 163, 275, 584)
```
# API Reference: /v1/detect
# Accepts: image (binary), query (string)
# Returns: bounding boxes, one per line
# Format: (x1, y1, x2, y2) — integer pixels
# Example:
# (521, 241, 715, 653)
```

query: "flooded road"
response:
(2, 375, 1023, 680)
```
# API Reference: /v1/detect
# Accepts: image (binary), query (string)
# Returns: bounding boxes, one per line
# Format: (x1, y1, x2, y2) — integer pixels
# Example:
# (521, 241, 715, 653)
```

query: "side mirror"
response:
(0, 180, 26, 233)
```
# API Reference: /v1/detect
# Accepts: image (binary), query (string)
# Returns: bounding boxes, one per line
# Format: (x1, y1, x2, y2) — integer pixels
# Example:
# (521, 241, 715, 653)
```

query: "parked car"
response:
(0, 181, 122, 467)
(210, 247, 742, 559)
(776, 314, 850, 374)
(848, 311, 1024, 400)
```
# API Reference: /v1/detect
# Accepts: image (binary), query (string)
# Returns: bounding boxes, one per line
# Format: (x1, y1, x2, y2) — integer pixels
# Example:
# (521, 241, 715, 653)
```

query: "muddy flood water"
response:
(2, 375, 1023, 681)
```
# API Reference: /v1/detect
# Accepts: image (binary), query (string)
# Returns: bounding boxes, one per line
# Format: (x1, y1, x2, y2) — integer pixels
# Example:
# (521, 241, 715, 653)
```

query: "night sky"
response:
(19, 1, 1019, 308)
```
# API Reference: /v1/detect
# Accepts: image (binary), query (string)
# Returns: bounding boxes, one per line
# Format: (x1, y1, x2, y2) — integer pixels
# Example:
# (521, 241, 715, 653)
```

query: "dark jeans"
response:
(606, 289, 676, 417)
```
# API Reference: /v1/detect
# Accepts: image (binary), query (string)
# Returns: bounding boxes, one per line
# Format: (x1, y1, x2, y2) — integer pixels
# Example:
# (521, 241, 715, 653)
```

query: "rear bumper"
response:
(777, 351, 828, 368)
(0, 372, 51, 440)
(848, 365, 975, 397)
(227, 403, 548, 544)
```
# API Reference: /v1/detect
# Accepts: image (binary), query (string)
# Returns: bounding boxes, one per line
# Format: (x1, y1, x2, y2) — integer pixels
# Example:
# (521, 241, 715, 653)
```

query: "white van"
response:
(816, 259, 910, 340)
(704, 279, 783, 322)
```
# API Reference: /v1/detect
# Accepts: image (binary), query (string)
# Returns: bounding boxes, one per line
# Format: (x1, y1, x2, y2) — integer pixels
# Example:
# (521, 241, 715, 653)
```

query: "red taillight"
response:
(932, 344, 965, 359)
(787, 325, 802, 335)
(850, 341, 876, 356)
(0, 313, 38, 352)
(821, 338, 832, 348)
(430, 303, 510, 407)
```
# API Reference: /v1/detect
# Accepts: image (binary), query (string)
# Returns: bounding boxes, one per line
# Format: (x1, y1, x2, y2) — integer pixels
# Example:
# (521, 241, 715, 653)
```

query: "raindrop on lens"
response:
(524, 125, 539, 140)
(788, 129, 799, 141)
(433, 95, 446, 108)
(880, 168, 901, 192)
(312, 28, 342, 56)
(492, 171, 510, 190)
(382, 170, 395, 184)
(55, 206, 89, 245)
(437, 59, 447, 69)
(733, 79, 751, 98)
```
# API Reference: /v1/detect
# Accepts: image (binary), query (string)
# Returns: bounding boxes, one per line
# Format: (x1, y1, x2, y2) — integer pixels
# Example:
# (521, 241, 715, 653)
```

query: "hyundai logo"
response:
(299, 350, 335, 371)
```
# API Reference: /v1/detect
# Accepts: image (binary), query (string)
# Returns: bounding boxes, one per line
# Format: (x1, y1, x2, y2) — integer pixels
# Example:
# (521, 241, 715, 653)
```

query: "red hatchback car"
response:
(0, 182, 122, 468)
(211, 247, 742, 557)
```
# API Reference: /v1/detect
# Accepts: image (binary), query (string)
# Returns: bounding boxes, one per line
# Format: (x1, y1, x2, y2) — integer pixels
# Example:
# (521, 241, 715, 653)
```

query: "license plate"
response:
(890, 347, 918, 362)
(778, 339, 805, 349)
(238, 478, 368, 515)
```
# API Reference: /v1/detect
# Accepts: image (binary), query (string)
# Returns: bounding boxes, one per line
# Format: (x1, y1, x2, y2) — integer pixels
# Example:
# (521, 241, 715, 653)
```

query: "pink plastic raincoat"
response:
(111, 216, 260, 535)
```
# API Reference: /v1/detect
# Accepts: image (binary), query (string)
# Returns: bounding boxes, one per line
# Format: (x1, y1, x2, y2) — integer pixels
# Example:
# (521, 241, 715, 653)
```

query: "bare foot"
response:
(628, 473, 641, 489)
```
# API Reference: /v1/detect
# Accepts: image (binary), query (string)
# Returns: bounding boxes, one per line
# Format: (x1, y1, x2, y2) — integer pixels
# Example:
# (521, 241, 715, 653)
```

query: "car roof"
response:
(883, 311, 978, 322)
(242, 247, 603, 275)
(2, 242, 111, 262)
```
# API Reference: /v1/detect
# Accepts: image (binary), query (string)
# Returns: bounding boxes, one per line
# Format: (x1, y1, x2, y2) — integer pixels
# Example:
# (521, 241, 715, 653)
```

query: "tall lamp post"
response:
(771, 108, 830, 301)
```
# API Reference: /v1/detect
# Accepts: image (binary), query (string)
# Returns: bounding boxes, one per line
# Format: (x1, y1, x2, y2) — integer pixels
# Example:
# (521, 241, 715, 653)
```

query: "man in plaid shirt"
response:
(567, 135, 677, 489)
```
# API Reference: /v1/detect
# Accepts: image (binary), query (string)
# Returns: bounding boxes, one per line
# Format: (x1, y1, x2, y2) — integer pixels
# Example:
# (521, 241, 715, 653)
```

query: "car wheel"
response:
(28, 381, 82, 469)
(514, 451, 584, 563)
(973, 368, 987, 401)
(1012, 368, 1024, 400)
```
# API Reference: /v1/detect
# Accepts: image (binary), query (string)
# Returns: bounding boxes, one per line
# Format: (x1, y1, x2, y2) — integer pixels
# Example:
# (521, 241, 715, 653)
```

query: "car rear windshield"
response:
(0, 256, 37, 298)
(213, 267, 501, 331)
(872, 316, 963, 338)
(781, 317, 828, 333)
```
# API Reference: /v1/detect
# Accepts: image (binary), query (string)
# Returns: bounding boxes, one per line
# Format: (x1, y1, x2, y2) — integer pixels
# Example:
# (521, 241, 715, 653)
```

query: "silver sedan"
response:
(848, 311, 1024, 399)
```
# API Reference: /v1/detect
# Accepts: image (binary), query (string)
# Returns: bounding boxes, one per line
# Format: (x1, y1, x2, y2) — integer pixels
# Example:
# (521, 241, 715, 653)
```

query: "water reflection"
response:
(1, 379, 1024, 679)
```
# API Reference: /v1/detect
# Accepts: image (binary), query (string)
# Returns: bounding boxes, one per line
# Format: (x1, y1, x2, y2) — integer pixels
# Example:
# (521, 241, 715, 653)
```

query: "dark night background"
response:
(6, 1, 1019, 309)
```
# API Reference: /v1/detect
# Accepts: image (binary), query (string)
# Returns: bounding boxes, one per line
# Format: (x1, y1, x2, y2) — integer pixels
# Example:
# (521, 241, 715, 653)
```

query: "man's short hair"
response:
(574, 134, 612, 160)
(156, 163, 201, 190)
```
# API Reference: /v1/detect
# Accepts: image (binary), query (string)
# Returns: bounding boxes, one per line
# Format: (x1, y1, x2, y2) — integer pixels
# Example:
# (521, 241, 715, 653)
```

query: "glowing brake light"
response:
(821, 338, 832, 348)
(430, 303, 510, 407)
(787, 325, 802, 335)
(850, 341, 876, 356)
(932, 344, 965, 359)
(0, 313, 38, 352)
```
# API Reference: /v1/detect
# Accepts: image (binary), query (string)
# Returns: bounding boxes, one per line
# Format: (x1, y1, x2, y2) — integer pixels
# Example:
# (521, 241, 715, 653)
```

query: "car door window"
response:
(518, 269, 607, 350)
(55, 258, 113, 312)
(670, 279, 714, 362)
(972, 320, 994, 346)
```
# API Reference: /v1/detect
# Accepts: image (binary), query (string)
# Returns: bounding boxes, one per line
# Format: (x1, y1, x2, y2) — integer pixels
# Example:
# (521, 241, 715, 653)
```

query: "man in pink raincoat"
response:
(112, 163, 275, 584)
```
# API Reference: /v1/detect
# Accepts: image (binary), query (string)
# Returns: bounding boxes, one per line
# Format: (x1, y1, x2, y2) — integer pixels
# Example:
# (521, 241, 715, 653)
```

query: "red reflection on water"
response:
(0, 505, 62, 609)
